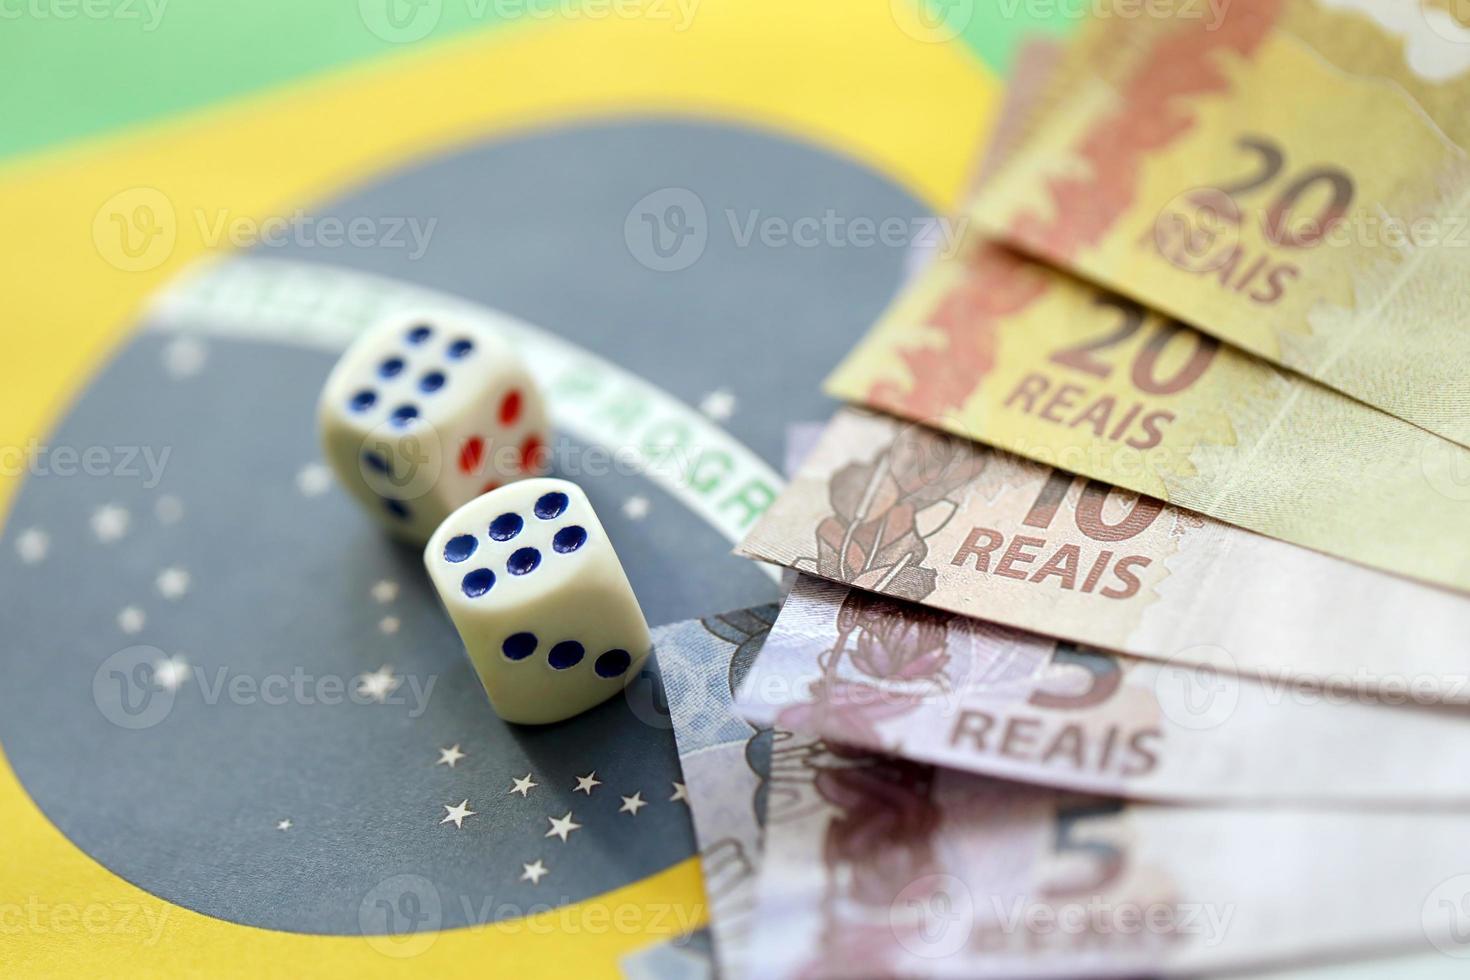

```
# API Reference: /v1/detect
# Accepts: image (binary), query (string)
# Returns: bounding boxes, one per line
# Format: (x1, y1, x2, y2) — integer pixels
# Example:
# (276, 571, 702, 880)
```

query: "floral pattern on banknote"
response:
(801, 422, 985, 601)
(773, 587, 967, 755)
(770, 581, 1046, 764)
(793, 747, 949, 977)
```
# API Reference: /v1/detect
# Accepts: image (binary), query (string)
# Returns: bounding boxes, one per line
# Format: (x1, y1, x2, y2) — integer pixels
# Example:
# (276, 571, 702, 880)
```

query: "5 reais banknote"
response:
(735, 575, 1470, 804)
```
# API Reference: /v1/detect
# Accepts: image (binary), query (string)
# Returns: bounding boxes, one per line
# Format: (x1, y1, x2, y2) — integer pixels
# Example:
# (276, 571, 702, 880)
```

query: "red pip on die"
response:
(317, 308, 551, 543)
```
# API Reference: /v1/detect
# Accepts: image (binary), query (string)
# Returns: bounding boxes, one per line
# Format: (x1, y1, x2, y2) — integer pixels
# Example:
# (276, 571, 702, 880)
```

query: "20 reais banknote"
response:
(974, 0, 1470, 446)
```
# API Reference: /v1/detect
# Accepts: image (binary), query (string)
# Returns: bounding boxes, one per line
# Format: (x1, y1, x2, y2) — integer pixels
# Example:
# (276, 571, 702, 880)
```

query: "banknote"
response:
(972, 0, 1470, 447)
(826, 229, 1470, 593)
(646, 605, 1470, 979)
(654, 605, 781, 979)
(741, 408, 1470, 703)
(735, 575, 1470, 804)
(965, 39, 1067, 204)
(745, 748, 1470, 978)
(906, 39, 1068, 284)
(829, 0, 1470, 594)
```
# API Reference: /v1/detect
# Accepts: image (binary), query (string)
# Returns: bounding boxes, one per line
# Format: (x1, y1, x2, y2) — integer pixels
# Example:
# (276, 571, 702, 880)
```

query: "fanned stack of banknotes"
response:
(647, 3, 1470, 978)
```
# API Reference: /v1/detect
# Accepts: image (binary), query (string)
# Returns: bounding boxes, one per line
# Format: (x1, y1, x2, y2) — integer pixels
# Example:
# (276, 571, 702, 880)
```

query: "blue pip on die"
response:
(317, 309, 550, 544)
(425, 479, 652, 724)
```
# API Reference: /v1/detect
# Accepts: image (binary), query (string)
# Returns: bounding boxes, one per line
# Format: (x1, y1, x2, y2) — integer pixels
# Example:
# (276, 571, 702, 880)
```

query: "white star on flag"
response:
(619, 792, 647, 816)
(510, 774, 538, 797)
(669, 782, 689, 803)
(441, 800, 477, 829)
(153, 655, 189, 692)
(117, 606, 146, 635)
(698, 388, 738, 421)
(357, 666, 402, 703)
(378, 616, 400, 636)
(156, 566, 191, 600)
(520, 860, 548, 885)
(276, 819, 292, 832)
(574, 772, 601, 795)
(155, 495, 184, 525)
(91, 504, 130, 543)
(163, 335, 208, 378)
(15, 528, 48, 565)
(296, 463, 332, 498)
(622, 496, 651, 521)
(545, 812, 582, 842)
(436, 745, 466, 768)
(371, 580, 399, 604)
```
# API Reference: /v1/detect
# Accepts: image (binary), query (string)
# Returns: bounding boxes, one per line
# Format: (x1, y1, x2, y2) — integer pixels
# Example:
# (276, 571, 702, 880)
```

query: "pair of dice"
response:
(318, 310, 651, 725)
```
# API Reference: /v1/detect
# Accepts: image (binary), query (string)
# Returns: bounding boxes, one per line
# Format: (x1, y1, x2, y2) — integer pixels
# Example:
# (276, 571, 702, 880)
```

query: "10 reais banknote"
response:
(740, 408, 1470, 703)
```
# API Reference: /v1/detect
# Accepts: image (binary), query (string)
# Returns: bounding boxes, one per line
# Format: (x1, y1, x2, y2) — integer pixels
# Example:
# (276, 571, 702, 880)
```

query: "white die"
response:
(317, 309, 550, 542)
(424, 478, 652, 725)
